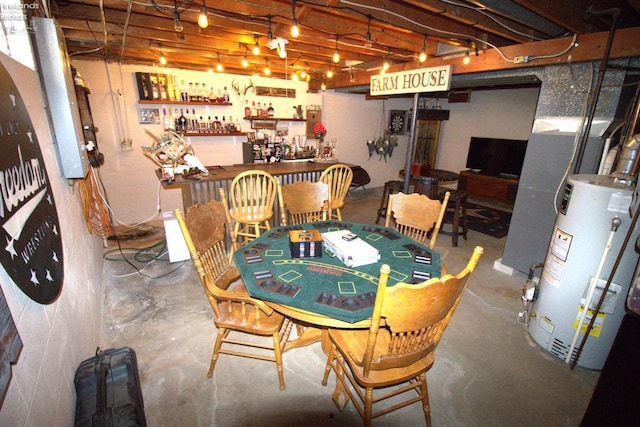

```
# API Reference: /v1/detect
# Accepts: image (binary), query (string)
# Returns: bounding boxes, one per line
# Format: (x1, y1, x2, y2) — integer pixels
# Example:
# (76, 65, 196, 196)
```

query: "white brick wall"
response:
(0, 52, 104, 426)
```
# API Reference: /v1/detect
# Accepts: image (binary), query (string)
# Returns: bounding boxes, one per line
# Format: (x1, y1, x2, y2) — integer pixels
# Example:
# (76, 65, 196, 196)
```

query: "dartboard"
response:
(390, 112, 404, 134)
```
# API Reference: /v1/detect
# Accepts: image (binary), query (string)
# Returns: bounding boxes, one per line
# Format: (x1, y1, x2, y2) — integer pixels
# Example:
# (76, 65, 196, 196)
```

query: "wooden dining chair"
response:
(175, 201, 295, 390)
(322, 246, 483, 426)
(227, 169, 279, 247)
(319, 164, 353, 220)
(278, 176, 332, 226)
(384, 191, 450, 249)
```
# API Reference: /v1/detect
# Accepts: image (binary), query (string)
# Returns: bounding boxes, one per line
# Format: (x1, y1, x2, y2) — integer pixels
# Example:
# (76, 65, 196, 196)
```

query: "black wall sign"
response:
(0, 62, 64, 304)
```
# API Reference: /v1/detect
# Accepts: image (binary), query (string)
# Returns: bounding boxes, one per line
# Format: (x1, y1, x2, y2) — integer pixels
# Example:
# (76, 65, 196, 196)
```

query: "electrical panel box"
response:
(31, 17, 88, 179)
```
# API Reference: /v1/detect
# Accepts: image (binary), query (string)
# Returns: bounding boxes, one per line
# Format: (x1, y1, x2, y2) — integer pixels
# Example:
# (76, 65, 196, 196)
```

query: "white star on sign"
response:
(45, 270, 53, 282)
(30, 269, 39, 286)
(52, 251, 58, 263)
(5, 236, 17, 259)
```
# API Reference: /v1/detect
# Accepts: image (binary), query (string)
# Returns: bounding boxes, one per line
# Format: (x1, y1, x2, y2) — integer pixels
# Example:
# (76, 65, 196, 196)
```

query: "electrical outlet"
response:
(514, 55, 530, 64)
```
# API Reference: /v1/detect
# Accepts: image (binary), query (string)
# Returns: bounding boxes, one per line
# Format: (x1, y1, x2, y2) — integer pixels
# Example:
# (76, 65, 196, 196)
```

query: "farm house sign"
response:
(370, 65, 452, 96)
(0, 62, 63, 304)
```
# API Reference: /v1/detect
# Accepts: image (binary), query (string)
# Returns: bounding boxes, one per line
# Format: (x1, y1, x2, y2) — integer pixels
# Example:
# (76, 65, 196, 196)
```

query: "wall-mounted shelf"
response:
(178, 132, 245, 137)
(138, 99, 232, 106)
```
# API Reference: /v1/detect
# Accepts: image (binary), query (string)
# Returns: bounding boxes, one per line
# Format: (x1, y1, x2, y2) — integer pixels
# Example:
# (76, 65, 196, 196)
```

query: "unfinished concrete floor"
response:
(102, 186, 599, 426)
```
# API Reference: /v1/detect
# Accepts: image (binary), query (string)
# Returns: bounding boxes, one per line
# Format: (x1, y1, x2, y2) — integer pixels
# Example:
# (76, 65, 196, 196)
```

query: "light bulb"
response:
(159, 53, 167, 65)
(365, 32, 372, 48)
(291, 19, 299, 38)
(198, 6, 208, 28)
(463, 50, 470, 65)
(333, 49, 340, 63)
(173, 11, 183, 32)
(327, 70, 333, 78)
(216, 62, 223, 72)
(253, 41, 260, 55)
(321, 82, 326, 91)
(264, 66, 270, 75)
(242, 55, 248, 67)
(419, 51, 426, 62)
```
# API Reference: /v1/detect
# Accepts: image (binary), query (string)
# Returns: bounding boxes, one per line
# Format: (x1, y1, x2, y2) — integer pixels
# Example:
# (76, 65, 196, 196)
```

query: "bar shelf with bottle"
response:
(138, 100, 233, 106)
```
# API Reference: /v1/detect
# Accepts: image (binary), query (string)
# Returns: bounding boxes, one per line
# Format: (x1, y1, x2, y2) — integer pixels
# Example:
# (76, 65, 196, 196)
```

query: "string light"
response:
(327, 69, 333, 78)
(463, 50, 470, 65)
(216, 52, 223, 71)
(291, 0, 299, 38)
(419, 34, 427, 62)
(159, 52, 167, 65)
(242, 54, 248, 67)
(252, 35, 260, 55)
(333, 34, 340, 63)
(263, 58, 270, 75)
(173, 0, 183, 32)
(364, 15, 372, 48)
(197, 0, 208, 29)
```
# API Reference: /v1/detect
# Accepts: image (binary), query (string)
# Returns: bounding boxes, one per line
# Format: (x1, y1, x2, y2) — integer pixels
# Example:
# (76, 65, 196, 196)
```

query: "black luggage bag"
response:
(74, 347, 146, 427)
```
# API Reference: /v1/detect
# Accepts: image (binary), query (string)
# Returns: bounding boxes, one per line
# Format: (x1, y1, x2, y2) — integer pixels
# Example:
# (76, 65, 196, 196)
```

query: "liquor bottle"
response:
(209, 86, 216, 103)
(180, 80, 188, 101)
(257, 102, 262, 117)
(251, 101, 257, 117)
(178, 109, 187, 133)
(214, 116, 222, 132)
(217, 88, 223, 103)
(174, 108, 181, 131)
(267, 103, 274, 117)
(160, 81, 168, 100)
(222, 116, 227, 132)
(202, 83, 208, 102)
(194, 83, 200, 102)
(244, 100, 251, 118)
(234, 117, 241, 132)
(188, 82, 195, 102)
(223, 86, 230, 102)
(191, 109, 198, 132)
(167, 108, 174, 131)
(207, 116, 213, 132)
(173, 76, 180, 101)
(162, 107, 169, 131)
(151, 79, 159, 99)
(199, 116, 206, 133)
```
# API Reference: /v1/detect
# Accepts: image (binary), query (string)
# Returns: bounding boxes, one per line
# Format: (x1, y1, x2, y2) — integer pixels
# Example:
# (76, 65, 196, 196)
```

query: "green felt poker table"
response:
(234, 221, 442, 326)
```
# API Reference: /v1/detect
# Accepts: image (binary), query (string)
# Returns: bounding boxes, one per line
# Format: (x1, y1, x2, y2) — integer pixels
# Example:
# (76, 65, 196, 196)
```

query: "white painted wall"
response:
(0, 54, 105, 425)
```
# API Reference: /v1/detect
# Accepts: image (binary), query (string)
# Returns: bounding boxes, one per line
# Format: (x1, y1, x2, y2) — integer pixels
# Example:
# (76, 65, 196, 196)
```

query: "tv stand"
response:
(458, 170, 518, 206)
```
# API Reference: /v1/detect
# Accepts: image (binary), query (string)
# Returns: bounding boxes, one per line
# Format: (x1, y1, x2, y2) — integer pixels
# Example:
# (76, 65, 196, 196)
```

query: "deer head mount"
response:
(231, 78, 255, 99)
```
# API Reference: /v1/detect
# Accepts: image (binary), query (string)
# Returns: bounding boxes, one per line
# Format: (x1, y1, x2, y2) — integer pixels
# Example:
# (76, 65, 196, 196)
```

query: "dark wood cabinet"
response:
(458, 170, 518, 205)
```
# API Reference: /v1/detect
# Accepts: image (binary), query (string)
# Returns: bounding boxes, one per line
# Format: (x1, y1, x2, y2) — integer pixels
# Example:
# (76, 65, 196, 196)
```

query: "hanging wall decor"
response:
(0, 62, 64, 304)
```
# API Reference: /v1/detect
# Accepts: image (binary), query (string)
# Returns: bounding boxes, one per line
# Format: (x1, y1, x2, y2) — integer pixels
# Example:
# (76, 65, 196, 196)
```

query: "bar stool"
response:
(376, 180, 404, 224)
(438, 189, 468, 247)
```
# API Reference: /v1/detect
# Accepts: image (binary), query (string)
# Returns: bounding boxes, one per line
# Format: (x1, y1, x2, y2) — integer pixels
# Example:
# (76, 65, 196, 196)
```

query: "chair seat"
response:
(230, 207, 274, 222)
(216, 300, 285, 335)
(328, 328, 435, 387)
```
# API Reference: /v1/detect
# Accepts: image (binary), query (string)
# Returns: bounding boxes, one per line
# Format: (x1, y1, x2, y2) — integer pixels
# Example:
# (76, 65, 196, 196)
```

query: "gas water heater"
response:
(528, 174, 639, 370)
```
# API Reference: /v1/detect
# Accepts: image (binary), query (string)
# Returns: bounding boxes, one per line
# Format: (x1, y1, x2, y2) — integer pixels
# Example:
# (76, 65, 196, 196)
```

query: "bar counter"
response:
(160, 160, 351, 215)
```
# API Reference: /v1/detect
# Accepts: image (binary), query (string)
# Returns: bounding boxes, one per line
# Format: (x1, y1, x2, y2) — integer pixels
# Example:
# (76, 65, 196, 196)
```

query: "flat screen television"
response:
(465, 137, 528, 178)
